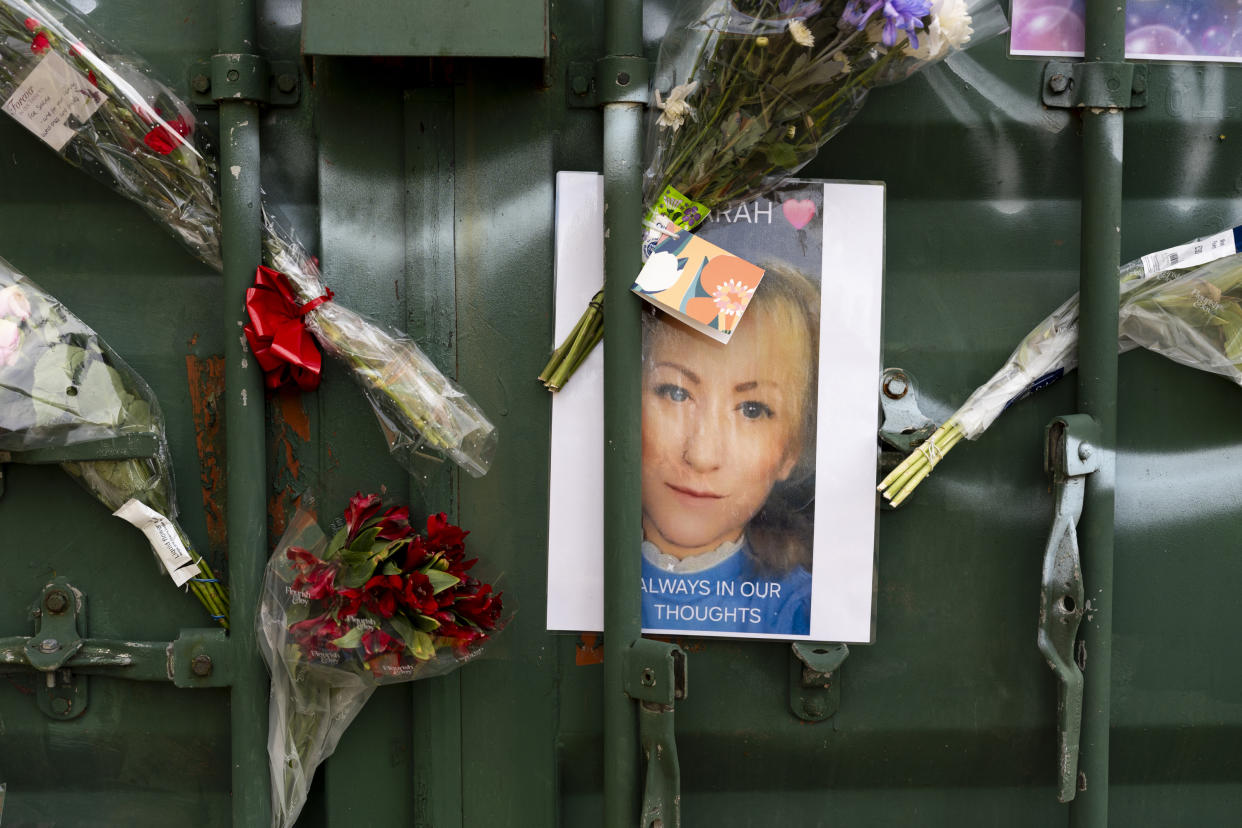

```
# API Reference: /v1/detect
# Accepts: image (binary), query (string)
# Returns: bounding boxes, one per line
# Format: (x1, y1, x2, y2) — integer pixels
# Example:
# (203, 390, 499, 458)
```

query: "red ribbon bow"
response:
(243, 266, 333, 392)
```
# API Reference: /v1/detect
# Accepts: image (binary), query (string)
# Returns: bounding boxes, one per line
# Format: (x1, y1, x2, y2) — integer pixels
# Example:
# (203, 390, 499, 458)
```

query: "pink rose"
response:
(0, 285, 31, 321)
(0, 318, 20, 367)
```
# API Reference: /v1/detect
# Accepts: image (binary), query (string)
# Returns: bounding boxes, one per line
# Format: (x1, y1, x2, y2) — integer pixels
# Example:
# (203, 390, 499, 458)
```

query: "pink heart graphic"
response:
(782, 198, 816, 230)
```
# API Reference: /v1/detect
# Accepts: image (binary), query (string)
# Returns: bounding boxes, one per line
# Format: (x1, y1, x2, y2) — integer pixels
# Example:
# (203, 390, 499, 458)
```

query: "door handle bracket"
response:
(1038, 414, 1099, 802)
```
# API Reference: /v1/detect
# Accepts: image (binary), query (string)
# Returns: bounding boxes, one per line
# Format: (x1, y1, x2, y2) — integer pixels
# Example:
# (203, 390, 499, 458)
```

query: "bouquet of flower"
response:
(540, 0, 1007, 389)
(0, 255, 229, 624)
(0, 0, 496, 478)
(257, 493, 504, 828)
(878, 229, 1242, 506)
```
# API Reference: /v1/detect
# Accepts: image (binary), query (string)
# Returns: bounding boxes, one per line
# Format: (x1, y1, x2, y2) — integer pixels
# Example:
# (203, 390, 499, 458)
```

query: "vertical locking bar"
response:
(217, 1, 271, 825)
(602, 0, 645, 824)
(1071, 2, 1126, 824)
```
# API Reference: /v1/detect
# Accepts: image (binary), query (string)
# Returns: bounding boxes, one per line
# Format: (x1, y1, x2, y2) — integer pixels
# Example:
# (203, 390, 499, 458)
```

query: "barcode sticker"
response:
(1141, 228, 1237, 277)
(113, 499, 201, 587)
(2, 52, 105, 152)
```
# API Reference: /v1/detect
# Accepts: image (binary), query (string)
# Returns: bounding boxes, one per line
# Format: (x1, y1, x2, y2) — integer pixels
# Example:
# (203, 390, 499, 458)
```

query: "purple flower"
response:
(777, 0, 822, 18)
(842, 0, 932, 49)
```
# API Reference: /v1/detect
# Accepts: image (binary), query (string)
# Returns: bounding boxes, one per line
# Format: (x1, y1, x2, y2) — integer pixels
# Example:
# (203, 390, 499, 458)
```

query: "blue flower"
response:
(777, 0, 822, 18)
(842, 0, 932, 49)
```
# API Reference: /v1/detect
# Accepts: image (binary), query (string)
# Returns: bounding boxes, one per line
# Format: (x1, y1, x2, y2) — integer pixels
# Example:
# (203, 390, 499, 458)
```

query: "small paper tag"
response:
(641, 185, 710, 262)
(1140, 227, 1238, 277)
(632, 229, 765, 344)
(2, 51, 105, 152)
(113, 499, 201, 587)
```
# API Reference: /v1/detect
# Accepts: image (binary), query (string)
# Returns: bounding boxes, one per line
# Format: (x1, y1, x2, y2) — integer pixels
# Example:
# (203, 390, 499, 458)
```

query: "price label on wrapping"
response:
(1140, 227, 1242, 278)
(2, 52, 105, 152)
(113, 499, 201, 587)
(641, 185, 710, 262)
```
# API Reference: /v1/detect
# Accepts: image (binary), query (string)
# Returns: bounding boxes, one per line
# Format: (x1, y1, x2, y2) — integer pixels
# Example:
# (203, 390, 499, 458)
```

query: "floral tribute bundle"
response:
(258, 493, 504, 828)
(878, 229, 1242, 506)
(0, 256, 229, 625)
(0, 0, 496, 478)
(540, 0, 1006, 388)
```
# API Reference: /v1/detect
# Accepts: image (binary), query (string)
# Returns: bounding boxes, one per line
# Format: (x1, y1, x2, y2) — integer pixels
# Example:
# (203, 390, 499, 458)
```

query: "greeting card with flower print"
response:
(632, 230, 766, 344)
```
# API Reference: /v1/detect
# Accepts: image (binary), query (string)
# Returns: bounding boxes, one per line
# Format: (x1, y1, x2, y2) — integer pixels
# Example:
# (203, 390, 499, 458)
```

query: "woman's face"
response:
(641, 311, 808, 559)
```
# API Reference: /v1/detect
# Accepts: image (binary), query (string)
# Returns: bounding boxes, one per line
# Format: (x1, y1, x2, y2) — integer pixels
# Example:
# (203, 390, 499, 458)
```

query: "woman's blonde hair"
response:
(641, 260, 820, 575)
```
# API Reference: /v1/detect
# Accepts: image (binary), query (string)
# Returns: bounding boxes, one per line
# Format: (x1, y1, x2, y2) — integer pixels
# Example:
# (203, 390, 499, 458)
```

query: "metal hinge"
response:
(789, 642, 848, 721)
(1043, 61, 1147, 110)
(624, 638, 687, 828)
(189, 54, 301, 107)
(567, 56, 651, 108)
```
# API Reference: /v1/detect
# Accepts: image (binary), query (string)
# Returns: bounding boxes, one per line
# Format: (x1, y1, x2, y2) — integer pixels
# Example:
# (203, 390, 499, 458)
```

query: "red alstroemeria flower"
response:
(31, 33, 49, 54)
(344, 492, 382, 538)
(455, 582, 503, 630)
(286, 545, 320, 571)
(289, 616, 350, 651)
(399, 571, 439, 615)
(360, 573, 404, 618)
(361, 628, 404, 659)
(376, 505, 412, 540)
(23, 17, 39, 31)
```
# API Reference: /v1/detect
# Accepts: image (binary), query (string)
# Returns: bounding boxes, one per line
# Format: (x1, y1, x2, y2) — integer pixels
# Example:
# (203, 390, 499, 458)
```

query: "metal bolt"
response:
(276, 73, 297, 94)
(802, 697, 826, 718)
(226, 68, 240, 82)
(1131, 72, 1147, 95)
(640, 667, 656, 687)
(39, 638, 60, 653)
(1106, 76, 1121, 92)
(1078, 443, 1093, 461)
(191, 654, 213, 677)
(616, 71, 631, 87)
(191, 73, 211, 93)
(882, 373, 909, 399)
(1048, 73, 1069, 94)
(51, 697, 71, 715)
(44, 590, 68, 614)
(571, 75, 589, 95)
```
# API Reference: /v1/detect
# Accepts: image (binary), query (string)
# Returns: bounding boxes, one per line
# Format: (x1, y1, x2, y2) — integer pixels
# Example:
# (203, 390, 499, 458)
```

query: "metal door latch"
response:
(1037, 414, 1099, 802)
(0, 579, 231, 720)
(789, 642, 848, 722)
(624, 638, 687, 828)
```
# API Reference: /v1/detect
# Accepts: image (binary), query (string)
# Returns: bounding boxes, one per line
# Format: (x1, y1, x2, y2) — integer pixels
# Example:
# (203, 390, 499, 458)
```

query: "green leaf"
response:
(389, 614, 436, 660)
(330, 627, 365, 650)
(323, 525, 349, 560)
(764, 142, 799, 168)
(424, 569, 460, 595)
(338, 559, 379, 589)
(413, 614, 440, 632)
(348, 526, 381, 554)
(381, 561, 402, 576)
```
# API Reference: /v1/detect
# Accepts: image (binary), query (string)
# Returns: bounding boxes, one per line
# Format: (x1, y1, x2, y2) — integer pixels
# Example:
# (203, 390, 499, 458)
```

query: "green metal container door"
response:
(2, 0, 1242, 825)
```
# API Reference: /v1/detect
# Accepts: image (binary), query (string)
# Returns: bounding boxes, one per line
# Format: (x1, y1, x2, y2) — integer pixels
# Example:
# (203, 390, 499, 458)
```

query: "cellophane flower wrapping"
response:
(0, 255, 229, 624)
(1119, 249, 1242, 388)
(642, 0, 1008, 236)
(0, 0, 220, 269)
(0, 0, 496, 478)
(941, 231, 1242, 441)
(263, 215, 498, 478)
(258, 495, 504, 828)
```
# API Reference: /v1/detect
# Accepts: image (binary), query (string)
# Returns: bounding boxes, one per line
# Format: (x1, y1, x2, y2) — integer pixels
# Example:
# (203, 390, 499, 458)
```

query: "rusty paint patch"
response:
(269, 391, 313, 546)
(575, 633, 604, 665)
(185, 355, 227, 558)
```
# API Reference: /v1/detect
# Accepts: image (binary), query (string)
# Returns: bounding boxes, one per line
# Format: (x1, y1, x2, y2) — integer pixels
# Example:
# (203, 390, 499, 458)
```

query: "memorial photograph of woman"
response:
(640, 262, 819, 635)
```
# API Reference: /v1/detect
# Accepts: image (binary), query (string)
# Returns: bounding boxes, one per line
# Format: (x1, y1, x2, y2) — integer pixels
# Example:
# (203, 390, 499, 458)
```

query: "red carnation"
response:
(31, 33, 49, 54)
(23, 17, 38, 31)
